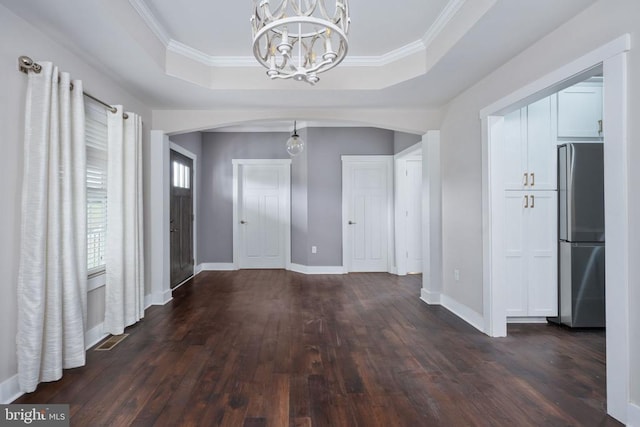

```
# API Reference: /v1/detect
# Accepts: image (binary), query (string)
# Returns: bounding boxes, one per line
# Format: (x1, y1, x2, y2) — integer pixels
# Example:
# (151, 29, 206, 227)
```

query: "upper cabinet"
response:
(503, 96, 557, 191)
(557, 81, 603, 138)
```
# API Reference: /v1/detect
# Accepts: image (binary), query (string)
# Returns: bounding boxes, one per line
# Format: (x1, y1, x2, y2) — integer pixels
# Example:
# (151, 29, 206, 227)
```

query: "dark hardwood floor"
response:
(15, 270, 620, 426)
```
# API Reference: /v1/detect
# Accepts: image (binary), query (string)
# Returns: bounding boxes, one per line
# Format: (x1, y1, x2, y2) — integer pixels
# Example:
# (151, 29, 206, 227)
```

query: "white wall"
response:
(0, 4, 152, 395)
(438, 0, 639, 419)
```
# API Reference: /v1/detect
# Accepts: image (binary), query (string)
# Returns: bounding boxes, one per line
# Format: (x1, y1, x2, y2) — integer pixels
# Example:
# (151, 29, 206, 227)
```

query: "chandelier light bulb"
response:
(286, 121, 305, 156)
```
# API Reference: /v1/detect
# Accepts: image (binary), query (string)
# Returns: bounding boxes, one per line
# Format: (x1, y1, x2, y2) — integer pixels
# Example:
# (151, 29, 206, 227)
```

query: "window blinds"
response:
(85, 101, 108, 274)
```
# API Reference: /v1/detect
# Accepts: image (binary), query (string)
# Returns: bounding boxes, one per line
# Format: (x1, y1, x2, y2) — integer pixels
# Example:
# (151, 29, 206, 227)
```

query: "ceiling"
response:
(2, 0, 597, 116)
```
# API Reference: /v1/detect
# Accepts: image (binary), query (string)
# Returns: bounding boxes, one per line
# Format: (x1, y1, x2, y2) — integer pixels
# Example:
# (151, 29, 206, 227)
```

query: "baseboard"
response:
(194, 264, 204, 275)
(628, 401, 640, 426)
(199, 263, 237, 271)
(420, 288, 441, 305)
(440, 294, 485, 333)
(85, 322, 108, 350)
(144, 293, 153, 309)
(148, 288, 173, 306)
(289, 263, 345, 275)
(0, 374, 21, 404)
(507, 317, 548, 324)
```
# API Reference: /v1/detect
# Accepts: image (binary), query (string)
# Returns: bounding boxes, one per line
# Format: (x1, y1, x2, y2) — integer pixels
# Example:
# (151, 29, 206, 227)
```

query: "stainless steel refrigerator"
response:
(554, 143, 605, 327)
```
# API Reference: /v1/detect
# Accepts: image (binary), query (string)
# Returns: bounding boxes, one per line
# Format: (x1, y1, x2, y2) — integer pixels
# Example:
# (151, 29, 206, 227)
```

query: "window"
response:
(85, 100, 108, 275)
(172, 160, 191, 189)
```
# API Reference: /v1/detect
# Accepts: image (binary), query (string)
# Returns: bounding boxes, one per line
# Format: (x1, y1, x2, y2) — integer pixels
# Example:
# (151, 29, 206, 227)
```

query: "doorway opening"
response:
(481, 35, 630, 421)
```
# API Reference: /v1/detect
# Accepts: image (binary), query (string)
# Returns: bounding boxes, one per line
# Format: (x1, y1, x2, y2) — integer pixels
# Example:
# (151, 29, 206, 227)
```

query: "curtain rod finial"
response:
(18, 56, 42, 74)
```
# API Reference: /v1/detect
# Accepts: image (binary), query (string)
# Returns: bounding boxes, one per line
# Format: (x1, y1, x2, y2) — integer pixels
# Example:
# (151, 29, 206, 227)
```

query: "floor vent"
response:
(94, 334, 129, 351)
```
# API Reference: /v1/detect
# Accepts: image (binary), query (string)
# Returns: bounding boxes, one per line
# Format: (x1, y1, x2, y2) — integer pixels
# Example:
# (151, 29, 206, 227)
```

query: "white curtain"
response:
(104, 107, 144, 335)
(17, 63, 87, 393)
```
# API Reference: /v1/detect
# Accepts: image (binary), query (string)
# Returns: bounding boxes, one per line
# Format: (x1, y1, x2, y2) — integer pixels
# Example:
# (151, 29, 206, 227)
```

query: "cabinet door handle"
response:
(524, 195, 529, 208)
(530, 194, 535, 208)
(530, 173, 535, 187)
(523, 173, 529, 187)
(598, 119, 603, 135)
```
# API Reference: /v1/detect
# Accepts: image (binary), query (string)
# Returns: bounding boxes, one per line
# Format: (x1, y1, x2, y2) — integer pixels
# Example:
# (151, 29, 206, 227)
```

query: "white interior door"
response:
(404, 159, 423, 273)
(236, 161, 290, 269)
(342, 156, 392, 272)
(395, 155, 423, 275)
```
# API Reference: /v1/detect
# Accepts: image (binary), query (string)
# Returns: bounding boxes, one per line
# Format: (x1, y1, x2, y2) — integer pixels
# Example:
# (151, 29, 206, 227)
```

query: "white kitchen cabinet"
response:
(557, 82, 603, 138)
(502, 96, 557, 191)
(504, 190, 558, 317)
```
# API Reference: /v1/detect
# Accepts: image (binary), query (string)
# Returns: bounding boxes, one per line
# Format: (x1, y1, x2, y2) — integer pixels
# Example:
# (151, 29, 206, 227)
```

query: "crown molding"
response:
(342, 39, 426, 67)
(131, 0, 467, 69)
(128, 0, 170, 45)
(167, 40, 256, 67)
(422, 0, 467, 47)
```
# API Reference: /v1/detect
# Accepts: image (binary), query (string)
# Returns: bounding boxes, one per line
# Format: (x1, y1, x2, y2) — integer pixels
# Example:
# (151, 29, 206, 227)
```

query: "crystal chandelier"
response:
(251, 0, 350, 85)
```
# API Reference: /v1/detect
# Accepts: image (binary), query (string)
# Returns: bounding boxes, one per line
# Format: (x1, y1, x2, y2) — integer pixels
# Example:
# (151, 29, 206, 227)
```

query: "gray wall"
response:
(169, 132, 203, 263)
(198, 127, 394, 266)
(200, 132, 290, 263)
(394, 131, 422, 154)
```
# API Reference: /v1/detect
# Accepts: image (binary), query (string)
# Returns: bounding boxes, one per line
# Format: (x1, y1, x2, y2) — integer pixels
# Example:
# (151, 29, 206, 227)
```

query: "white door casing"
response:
(342, 156, 393, 273)
(233, 159, 291, 269)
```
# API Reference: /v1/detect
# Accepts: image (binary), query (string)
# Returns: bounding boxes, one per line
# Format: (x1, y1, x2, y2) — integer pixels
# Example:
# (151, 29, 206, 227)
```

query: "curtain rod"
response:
(18, 55, 129, 120)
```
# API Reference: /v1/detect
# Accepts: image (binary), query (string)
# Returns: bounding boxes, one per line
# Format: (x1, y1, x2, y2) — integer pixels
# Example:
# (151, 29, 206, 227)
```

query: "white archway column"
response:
(420, 131, 443, 304)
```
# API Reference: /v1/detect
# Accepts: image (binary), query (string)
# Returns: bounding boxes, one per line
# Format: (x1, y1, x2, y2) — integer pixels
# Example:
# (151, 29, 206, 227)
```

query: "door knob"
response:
(240, 220, 247, 224)
(348, 221, 356, 225)
(170, 228, 179, 233)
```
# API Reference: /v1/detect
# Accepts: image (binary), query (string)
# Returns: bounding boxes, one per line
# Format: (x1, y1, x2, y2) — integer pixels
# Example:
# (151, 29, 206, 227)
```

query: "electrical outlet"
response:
(311, 246, 317, 254)
(454, 269, 460, 281)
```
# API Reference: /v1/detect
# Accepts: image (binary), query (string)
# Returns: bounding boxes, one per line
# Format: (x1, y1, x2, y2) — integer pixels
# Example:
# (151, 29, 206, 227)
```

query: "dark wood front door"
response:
(170, 150, 194, 288)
